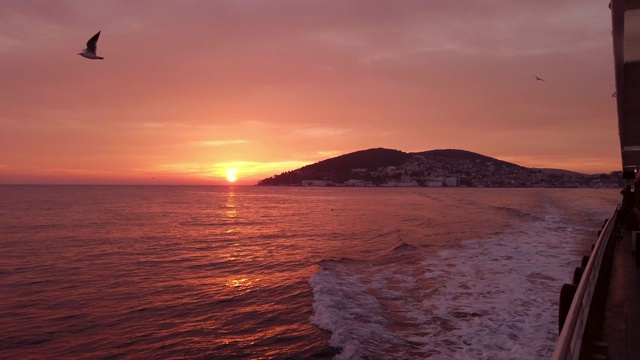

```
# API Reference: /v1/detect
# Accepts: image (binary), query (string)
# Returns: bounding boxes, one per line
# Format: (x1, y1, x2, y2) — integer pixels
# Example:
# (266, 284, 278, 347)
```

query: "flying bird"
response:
(78, 31, 104, 60)
(534, 75, 545, 82)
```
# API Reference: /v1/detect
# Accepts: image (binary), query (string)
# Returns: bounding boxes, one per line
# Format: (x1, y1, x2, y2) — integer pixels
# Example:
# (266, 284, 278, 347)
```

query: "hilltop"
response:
(257, 148, 622, 188)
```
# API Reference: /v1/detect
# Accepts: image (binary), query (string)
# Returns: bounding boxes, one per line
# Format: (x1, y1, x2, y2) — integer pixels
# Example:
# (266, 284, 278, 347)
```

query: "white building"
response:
(344, 179, 366, 186)
(301, 180, 333, 187)
(383, 180, 418, 187)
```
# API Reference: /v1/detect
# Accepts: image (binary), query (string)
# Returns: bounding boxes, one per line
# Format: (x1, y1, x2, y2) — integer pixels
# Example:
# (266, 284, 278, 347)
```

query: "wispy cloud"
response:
(120, 121, 168, 129)
(239, 120, 281, 130)
(191, 139, 249, 147)
(211, 160, 311, 174)
(293, 126, 349, 138)
(155, 160, 312, 180)
(0, 34, 25, 54)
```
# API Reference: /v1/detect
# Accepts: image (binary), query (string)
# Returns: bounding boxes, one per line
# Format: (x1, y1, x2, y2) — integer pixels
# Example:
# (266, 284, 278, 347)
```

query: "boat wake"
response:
(309, 211, 598, 359)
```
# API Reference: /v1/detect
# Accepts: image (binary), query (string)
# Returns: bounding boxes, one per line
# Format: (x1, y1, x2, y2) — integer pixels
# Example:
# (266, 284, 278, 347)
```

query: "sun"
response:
(226, 168, 238, 183)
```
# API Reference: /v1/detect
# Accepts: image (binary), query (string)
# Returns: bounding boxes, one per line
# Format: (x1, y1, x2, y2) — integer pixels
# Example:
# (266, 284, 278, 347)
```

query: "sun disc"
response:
(226, 169, 237, 183)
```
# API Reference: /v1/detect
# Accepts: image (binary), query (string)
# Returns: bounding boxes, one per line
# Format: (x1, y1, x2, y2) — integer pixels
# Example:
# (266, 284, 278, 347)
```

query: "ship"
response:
(551, 1, 640, 359)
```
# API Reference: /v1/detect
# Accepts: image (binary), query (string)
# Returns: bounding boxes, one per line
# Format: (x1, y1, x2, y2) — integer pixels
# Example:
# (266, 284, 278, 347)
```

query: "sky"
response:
(0, 0, 621, 185)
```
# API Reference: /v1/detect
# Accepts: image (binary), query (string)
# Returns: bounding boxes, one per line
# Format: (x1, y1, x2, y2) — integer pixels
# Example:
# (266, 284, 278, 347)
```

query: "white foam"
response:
(310, 207, 604, 359)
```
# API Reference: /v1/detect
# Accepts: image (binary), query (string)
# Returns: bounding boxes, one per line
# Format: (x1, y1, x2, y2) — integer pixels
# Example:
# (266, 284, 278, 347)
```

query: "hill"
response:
(416, 149, 523, 169)
(256, 148, 622, 188)
(300, 148, 410, 173)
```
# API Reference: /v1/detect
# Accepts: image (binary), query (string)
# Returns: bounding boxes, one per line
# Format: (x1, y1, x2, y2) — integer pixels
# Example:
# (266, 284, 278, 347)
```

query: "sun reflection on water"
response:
(226, 277, 258, 290)
(225, 191, 237, 218)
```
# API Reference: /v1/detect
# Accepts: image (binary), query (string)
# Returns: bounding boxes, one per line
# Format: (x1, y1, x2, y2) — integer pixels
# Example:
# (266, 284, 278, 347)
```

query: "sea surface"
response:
(0, 186, 620, 359)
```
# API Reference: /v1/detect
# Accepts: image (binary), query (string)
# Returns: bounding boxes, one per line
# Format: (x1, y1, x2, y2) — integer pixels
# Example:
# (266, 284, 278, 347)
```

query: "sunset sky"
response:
(0, 0, 621, 185)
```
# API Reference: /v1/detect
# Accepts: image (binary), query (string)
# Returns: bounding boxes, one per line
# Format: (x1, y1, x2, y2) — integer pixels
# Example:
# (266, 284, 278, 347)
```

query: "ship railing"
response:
(551, 207, 619, 360)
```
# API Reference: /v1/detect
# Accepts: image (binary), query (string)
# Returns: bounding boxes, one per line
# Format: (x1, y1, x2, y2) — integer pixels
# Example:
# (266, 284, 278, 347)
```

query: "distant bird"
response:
(612, 91, 617, 98)
(78, 31, 104, 60)
(534, 75, 545, 82)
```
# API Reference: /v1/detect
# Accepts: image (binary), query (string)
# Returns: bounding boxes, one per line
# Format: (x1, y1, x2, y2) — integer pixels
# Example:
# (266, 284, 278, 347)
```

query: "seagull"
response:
(78, 31, 104, 60)
(534, 75, 545, 82)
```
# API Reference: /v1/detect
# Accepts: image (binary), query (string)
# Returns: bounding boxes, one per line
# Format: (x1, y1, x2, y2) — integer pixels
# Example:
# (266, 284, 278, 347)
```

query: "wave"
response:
(491, 205, 546, 222)
(388, 241, 420, 253)
(177, 220, 267, 227)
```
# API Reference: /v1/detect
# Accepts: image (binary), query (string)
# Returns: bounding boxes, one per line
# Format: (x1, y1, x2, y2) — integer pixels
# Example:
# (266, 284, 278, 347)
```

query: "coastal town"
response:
(257, 148, 623, 188)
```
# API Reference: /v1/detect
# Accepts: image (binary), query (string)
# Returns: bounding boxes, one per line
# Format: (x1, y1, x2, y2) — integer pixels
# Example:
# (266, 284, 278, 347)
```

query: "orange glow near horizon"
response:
(0, 1, 622, 184)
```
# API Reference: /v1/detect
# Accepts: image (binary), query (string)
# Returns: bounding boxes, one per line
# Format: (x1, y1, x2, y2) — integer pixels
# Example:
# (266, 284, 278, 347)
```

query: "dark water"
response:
(0, 186, 619, 359)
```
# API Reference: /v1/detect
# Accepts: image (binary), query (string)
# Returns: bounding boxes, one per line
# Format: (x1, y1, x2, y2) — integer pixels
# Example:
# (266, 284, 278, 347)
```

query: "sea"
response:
(0, 185, 620, 360)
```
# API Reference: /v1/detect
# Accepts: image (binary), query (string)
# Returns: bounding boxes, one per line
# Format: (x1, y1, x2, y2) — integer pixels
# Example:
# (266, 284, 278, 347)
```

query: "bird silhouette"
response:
(534, 75, 545, 82)
(78, 31, 104, 60)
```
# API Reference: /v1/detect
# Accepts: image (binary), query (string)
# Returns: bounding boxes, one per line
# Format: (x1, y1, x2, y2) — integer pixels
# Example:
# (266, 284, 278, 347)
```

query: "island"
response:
(257, 148, 622, 188)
